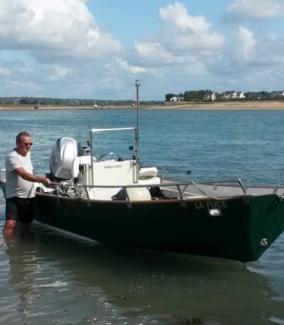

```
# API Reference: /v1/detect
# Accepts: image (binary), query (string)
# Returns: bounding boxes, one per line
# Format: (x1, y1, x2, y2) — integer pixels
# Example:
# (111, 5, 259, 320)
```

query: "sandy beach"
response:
(1, 100, 284, 110)
(159, 100, 284, 110)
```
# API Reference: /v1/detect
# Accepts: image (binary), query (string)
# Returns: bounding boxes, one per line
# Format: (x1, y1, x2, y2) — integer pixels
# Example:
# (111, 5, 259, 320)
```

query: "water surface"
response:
(1, 108, 284, 324)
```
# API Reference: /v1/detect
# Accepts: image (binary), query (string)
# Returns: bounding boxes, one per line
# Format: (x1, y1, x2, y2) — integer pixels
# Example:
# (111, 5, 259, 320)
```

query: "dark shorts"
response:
(5, 197, 36, 224)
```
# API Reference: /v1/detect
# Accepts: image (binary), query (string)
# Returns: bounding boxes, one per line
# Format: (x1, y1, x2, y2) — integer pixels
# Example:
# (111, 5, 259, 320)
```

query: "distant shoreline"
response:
(1, 100, 284, 111)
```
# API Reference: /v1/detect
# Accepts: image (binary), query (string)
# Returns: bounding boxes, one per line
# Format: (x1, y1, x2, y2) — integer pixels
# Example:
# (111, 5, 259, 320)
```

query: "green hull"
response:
(35, 193, 284, 262)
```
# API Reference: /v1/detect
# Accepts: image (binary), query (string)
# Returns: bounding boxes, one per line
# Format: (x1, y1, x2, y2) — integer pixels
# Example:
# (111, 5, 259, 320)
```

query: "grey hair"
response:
(16, 131, 31, 144)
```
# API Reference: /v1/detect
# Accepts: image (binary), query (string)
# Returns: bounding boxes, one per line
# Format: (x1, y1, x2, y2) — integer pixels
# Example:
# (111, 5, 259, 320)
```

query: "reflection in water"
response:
(4, 229, 41, 323)
(1, 220, 284, 325)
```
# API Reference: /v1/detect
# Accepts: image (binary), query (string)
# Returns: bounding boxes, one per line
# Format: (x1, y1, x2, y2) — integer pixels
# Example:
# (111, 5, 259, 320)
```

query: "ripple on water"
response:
(1, 110, 284, 324)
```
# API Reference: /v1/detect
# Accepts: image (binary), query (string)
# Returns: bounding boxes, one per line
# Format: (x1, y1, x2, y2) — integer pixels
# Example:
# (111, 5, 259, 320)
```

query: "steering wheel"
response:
(97, 152, 122, 162)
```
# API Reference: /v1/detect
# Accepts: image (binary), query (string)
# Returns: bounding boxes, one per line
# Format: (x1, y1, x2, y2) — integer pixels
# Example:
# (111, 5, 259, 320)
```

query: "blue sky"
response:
(1, 0, 284, 100)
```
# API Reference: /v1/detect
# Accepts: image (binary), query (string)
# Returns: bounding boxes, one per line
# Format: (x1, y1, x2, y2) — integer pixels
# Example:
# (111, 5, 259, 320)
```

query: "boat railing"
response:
(48, 178, 249, 201)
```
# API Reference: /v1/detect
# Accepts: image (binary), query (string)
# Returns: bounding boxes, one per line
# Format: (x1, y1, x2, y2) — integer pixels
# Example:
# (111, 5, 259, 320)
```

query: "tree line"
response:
(165, 90, 284, 101)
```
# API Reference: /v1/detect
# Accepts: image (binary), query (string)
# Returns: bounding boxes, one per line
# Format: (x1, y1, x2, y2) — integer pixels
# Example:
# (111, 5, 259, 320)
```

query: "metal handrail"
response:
(65, 179, 245, 189)
(46, 178, 251, 201)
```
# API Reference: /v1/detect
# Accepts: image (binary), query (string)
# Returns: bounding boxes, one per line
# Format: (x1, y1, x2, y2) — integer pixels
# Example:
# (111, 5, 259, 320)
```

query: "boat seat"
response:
(138, 177, 161, 185)
(139, 167, 158, 178)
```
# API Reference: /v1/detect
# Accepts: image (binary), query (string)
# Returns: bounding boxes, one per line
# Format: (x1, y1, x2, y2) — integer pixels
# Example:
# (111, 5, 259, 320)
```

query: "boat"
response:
(1, 82, 284, 263)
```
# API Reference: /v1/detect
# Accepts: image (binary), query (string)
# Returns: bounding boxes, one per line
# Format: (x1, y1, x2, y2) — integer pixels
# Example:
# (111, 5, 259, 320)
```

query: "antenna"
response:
(135, 79, 140, 182)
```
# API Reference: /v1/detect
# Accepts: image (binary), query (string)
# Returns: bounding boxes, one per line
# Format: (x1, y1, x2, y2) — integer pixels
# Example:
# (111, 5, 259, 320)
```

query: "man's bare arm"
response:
(15, 167, 51, 186)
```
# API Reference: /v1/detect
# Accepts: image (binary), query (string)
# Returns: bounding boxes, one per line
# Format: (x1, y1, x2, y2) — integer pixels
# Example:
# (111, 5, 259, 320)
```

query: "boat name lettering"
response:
(104, 165, 122, 169)
(194, 200, 227, 210)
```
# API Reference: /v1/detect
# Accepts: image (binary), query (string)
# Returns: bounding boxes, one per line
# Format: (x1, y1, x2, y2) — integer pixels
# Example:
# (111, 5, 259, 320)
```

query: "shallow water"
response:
(1, 108, 284, 324)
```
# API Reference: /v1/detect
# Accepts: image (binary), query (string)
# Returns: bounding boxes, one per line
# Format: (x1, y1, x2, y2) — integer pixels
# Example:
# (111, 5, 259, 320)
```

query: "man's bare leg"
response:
(3, 219, 17, 238)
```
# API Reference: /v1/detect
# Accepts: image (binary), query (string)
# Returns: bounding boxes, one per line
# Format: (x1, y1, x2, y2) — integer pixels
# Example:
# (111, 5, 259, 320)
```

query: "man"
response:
(4, 131, 51, 236)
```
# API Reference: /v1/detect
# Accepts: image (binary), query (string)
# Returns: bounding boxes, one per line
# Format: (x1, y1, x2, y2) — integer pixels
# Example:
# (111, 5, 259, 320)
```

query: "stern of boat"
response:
(248, 194, 284, 261)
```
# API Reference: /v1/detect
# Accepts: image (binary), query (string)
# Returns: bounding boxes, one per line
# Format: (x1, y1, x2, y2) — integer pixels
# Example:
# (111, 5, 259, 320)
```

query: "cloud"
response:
(159, 2, 224, 52)
(226, 0, 284, 19)
(227, 24, 284, 69)
(49, 65, 73, 80)
(0, 0, 124, 97)
(0, 0, 122, 61)
(134, 42, 178, 65)
(131, 2, 224, 76)
(213, 22, 284, 93)
(116, 58, 147, 74)
(1, 1, 284, 100)
(0, 1, 226, 99)
(237, 26, 256, 61)
(160, 2, 211, 34)
(0, 68, 10, 77)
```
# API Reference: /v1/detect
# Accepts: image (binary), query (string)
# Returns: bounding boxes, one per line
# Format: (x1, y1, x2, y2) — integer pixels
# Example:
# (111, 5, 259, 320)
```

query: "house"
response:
(170, 96, 184, 102)
(222, 91, 235, 99)
(221, 91, 246, 100)
(271, 91, 284, 99)
(204, 91, 216, 101)
(236, 91, 246, 99)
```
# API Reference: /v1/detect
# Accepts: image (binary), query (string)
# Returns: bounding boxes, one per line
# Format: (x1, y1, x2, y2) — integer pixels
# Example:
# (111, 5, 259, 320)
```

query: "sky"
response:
(1, 0, 284, 100)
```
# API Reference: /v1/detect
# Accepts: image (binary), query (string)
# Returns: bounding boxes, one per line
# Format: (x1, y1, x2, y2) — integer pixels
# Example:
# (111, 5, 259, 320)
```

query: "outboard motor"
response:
(50, 137, 78, 180)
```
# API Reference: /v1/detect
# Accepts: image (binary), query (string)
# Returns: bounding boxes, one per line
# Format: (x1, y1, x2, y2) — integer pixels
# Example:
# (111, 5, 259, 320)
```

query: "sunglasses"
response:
(23, 142, 33, 147)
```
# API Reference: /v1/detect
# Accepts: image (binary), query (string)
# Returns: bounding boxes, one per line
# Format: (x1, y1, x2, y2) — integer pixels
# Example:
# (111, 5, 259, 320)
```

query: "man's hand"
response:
(40, 177, 52, 187)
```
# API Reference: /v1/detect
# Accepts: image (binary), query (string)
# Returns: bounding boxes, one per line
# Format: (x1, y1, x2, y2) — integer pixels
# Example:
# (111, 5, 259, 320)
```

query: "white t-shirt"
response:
(5, 150, 36, 198)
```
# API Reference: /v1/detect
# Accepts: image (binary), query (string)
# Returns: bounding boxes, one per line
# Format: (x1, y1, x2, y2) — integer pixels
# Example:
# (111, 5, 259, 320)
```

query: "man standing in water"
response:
(4, 131, 51, 236)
